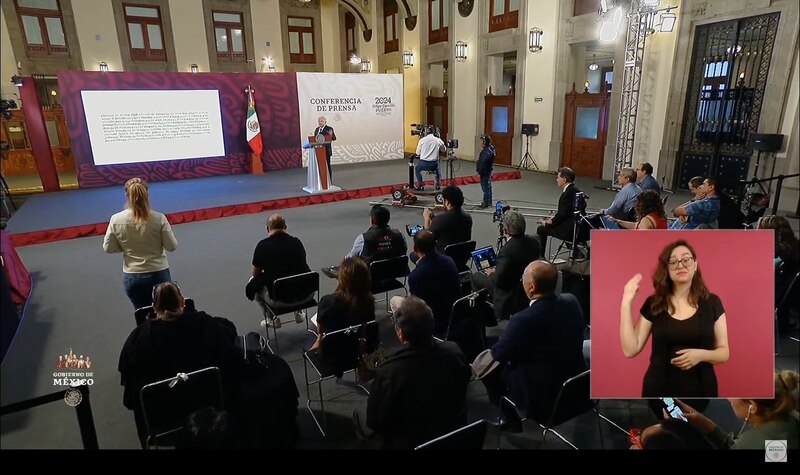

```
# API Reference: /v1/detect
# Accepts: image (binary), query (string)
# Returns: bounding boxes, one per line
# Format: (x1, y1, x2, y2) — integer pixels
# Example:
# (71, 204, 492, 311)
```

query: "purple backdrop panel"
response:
(58, 71, 301, 188)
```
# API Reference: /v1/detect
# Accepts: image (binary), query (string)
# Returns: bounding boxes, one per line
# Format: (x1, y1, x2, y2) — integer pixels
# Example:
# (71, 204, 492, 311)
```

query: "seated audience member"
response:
(118, 283, 240, 448)
(390, 230, 460, 336)
(247, 214, 311, 328)
(600, 167, 642, 229)
(479, 261, 586, 431)
(474, 210, 541, 320)
(176, 407, 235, 450)
(346, 204, 407, 263)
(363, 296, 472, 449)
(636, 162, 662, 195)
(687, 176, 706, 202)
(670, 178, 721, 229)
(311, 257, 376, 351)
(637, 418, 715, 450)
(758, 215, 800, 271)
(607, 190, 668, 230)
(536, 167, 581, 255)
(423, 185, 473, 253)
(670, 370, 799, 449)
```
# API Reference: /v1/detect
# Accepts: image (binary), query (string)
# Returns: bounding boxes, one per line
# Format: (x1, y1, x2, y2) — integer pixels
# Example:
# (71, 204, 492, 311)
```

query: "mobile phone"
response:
(628, 429, 643, 449)
(661, 397, 687, 421)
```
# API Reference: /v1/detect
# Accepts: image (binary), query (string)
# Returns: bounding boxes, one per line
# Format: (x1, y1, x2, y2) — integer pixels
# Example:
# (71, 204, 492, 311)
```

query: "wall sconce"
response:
(659, 11, 676, 32)
(99, 61, 109, 72)
(360, 58, 371, 73)
(191, 63, 199, 73)
(402, 50, 414, 68)
(11, 75, 23, 87)
(349, 54, 361, 65)
(584, 80, 590, 92)
(529, 28, 543, 53)
(455, 41, 467, 62)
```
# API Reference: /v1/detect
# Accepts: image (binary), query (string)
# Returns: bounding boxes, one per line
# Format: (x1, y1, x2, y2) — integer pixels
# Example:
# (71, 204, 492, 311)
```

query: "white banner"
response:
(296, 73, 404, 166)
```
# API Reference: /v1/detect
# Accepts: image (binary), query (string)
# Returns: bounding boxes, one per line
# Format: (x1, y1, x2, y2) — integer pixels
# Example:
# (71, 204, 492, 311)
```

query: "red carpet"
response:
(10, 171, 521, 247)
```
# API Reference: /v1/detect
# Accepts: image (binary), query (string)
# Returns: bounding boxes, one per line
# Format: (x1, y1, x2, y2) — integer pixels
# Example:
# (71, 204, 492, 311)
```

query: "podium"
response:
(303, 134, 341, 194)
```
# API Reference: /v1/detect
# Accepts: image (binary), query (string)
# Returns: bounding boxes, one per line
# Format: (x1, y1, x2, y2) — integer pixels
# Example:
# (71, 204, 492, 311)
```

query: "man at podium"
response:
(313, 116, 337, 179)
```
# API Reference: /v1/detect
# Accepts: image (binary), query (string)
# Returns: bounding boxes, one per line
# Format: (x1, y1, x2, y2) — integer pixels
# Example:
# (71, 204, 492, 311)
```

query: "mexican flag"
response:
(246, 89, 263, 155)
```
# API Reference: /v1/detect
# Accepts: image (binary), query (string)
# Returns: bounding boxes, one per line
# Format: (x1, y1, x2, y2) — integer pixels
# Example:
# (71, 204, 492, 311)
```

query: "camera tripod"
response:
(0, 172, 16, 220)
(496, 220, 506, 250)
(517, 134, 539, 171)
(444, 148, 457, 187)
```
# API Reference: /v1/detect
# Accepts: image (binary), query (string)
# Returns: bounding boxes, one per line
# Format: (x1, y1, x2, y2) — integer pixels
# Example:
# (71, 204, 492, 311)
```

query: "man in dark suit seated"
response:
(471, 210, 541, 321)
(479, 260, 586, 431)
(536, 167, 581, 257)
(390, 230, 460, 336)
(360, 296, 472, 449)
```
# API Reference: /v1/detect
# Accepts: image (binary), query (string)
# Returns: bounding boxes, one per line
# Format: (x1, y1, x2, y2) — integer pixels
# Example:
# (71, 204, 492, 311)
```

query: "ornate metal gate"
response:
(677, 13, 780, 193)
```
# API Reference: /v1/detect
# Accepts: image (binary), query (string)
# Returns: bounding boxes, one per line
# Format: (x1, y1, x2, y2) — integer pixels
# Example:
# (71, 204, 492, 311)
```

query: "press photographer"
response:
(413, 186, 472, 264)
(476, 135, 496, 208)
(413, 125, 445, 191)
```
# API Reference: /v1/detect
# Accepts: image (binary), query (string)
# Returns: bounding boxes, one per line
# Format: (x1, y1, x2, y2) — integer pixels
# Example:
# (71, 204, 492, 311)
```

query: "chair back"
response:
(370, 255, 410, 282)
(777, 271, 800, 312)
(319, 320, 379, 376)
(139, 366, 224, 448)
(444, 241, 477, 272)
(542, 369, 593, 430)
(444, 289, 492, 361)
(272, 271, 319, 304)
(414, 420, 487, 450)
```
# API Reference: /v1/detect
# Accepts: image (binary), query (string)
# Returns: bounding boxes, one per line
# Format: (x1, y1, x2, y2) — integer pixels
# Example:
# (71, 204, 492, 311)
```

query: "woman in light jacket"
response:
(103, 177, 177, 310)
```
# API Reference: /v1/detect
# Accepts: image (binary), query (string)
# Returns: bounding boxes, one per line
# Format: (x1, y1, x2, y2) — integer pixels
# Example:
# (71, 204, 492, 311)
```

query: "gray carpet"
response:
(1, 164, 797, 449)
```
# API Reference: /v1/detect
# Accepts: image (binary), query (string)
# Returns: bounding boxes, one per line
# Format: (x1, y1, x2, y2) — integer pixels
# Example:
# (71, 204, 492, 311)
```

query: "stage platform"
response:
(6, 159, 521, 247)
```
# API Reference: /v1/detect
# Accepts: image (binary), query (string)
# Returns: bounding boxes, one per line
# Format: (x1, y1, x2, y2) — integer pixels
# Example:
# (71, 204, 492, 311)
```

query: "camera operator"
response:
(476, 135, 496, 208)
(414, 126, 445, 191)
(416, 186, 472, 264)
(472, 210, 541, 321)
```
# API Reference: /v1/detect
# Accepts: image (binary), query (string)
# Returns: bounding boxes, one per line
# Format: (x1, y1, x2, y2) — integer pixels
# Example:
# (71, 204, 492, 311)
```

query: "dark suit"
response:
(471, 235, 541, 321)
(313, 125, 337, 178)
(536, 183, 581, 254)
(487, 294, 586, 420)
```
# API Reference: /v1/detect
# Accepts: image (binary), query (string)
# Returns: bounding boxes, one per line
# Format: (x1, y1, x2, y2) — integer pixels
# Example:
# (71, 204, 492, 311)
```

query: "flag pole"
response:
(245, 85, 264, 175)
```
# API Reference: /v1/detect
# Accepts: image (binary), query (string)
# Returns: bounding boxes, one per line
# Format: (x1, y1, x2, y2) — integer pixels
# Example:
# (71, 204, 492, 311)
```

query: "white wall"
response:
(776, 46, 799, 212)
(0, 6, 19, 104)
(168, 0, 209, 72)
(251, 0, 284, 72)
(320, 0, 341, 73)
(453, 0, 479, 160)
(523, 0, 561, 171)
(72, 0, 122, 72)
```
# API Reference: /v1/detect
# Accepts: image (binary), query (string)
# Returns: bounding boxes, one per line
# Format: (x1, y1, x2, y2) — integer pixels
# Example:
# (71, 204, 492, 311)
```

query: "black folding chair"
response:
(302, 320, 379, 436)
(414, 420, 488, 450)
(495, 369, 607, 450)
(261, 271, 319, 354)
(444, 240, 477, 294)
(444, 289, 493, 361)
(139, 366, 224, 450)
(370, 256, 409, 312)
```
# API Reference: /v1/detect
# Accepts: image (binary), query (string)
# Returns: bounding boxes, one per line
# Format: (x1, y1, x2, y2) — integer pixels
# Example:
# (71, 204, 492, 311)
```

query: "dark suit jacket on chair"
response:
(491, 235, 541, 320)
(546, 183, 582, 240)
(490, 293, 586, 420)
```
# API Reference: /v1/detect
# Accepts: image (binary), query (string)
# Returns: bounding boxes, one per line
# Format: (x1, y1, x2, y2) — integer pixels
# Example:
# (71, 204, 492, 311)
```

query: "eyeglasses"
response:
(668, 257, 695, 269)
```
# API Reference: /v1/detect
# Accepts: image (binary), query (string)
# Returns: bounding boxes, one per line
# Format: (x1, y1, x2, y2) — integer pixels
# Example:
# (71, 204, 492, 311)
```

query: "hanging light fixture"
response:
(659, 11, 676, 32)
(588, 55, 599, 71)
(455, 41, 467, 62)
(402, 50, 414, 68)
(190, 63, 199, 73)
(99, 61, 109, 72)
(360, 58, 371, 73)
(529, 27, 543, 53)
(349, 54, 361, 65)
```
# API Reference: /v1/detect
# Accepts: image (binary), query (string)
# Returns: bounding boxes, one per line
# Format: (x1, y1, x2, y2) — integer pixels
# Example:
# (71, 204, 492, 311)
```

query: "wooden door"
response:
(484, 89, 515, 166)
(0, 107, 73, 177)
(562, 86, 609, 178)
(426, 95, 448, 151)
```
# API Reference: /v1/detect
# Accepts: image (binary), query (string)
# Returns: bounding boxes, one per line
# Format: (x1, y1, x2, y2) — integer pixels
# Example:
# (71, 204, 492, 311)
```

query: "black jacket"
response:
(362, 225, 407, 263)
(367, 340, 472, 449)
(491, 294, 586, 419)
(551, 183, 581, 228)
(492, 235, 541, 320)
(313, 125, 336, 158)
(476, 145, 496, 175)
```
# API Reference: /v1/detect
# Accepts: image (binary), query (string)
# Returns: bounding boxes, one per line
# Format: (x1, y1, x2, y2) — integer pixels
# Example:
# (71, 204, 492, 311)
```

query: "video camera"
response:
(410, 123, 440, 138)
(492, 201, 511, 223)
(446, 139, 459, 149)
(0, 99, 17, 120)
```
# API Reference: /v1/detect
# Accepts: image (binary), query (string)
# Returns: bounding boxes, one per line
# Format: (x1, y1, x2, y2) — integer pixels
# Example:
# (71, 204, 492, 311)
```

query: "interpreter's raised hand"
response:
(622, 274, 643, 304)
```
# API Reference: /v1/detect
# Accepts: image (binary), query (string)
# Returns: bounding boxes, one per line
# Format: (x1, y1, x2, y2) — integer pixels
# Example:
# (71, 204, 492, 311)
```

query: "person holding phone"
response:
(620, 239, 730, 406)
(665, 370, 799, 450)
